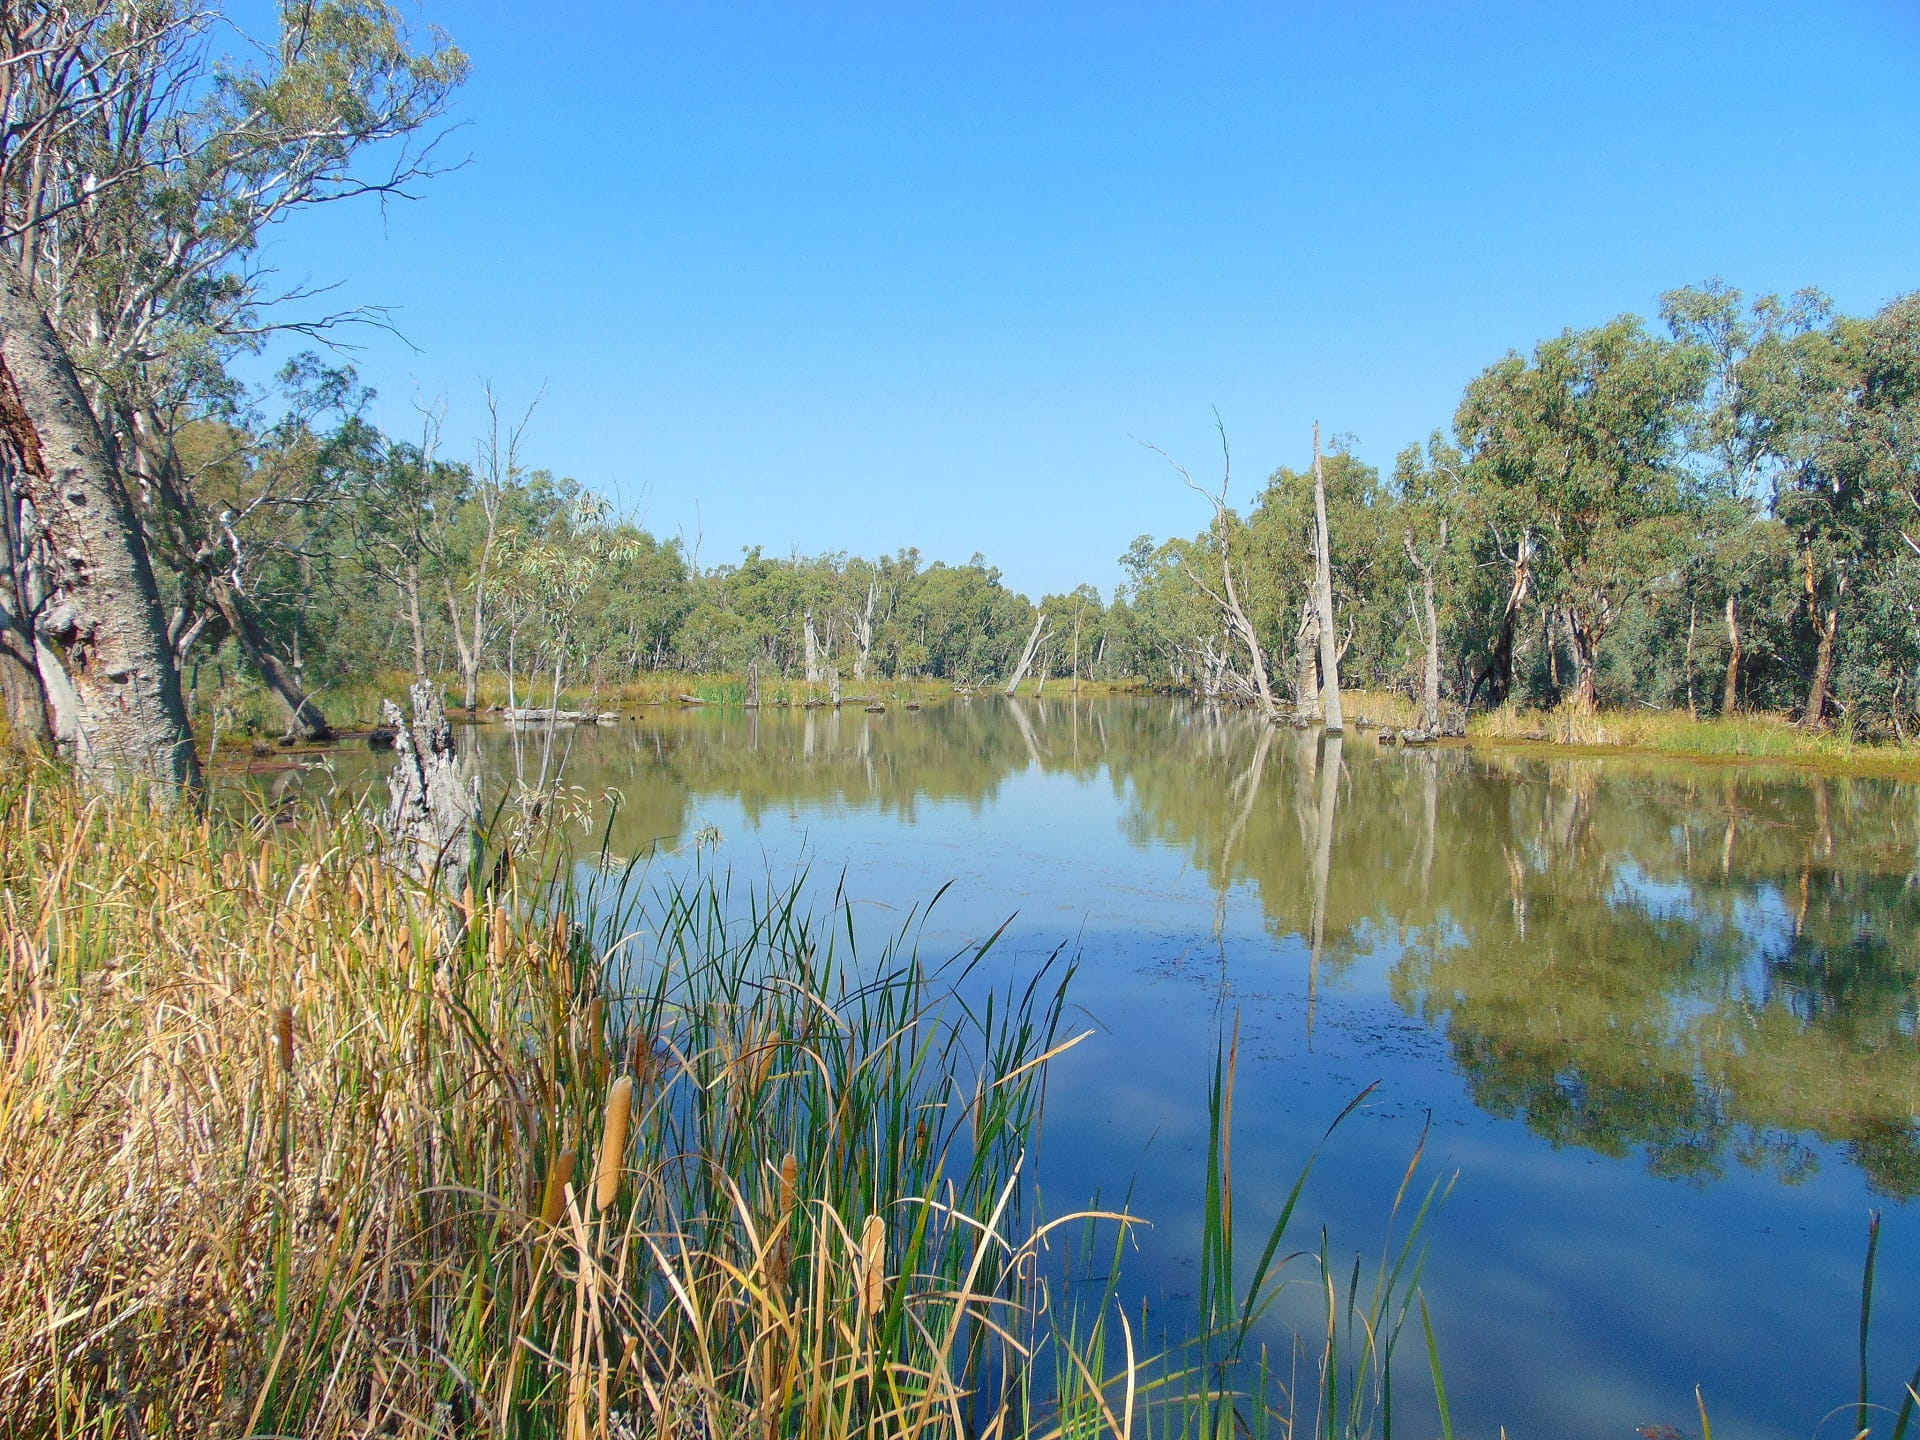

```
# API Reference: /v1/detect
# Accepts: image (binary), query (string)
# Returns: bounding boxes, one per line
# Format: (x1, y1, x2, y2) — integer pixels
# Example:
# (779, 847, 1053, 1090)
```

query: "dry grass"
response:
(0, 757, 1450, 1440)
(0, 768, 1114, 1439)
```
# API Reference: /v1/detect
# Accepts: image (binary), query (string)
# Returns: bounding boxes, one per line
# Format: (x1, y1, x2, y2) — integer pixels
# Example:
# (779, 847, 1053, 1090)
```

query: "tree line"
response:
(1126, 284, 1920, 737)
(5, 7, 1919, 801)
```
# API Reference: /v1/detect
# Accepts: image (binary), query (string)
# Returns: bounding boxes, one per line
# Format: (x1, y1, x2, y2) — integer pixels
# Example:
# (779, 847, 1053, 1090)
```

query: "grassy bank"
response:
(0, 766, 1441, 1440)
(1467, 703, 1920, 779)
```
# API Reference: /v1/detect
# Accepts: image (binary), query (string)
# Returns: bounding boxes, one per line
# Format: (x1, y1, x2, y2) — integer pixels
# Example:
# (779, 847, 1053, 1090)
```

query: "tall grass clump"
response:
(0, 761, 1450, 1439)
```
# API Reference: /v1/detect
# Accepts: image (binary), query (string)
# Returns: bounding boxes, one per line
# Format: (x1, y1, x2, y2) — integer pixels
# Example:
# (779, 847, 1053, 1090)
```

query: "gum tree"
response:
(1, 1, 465, 773)
(1456, 316, 1710, 711)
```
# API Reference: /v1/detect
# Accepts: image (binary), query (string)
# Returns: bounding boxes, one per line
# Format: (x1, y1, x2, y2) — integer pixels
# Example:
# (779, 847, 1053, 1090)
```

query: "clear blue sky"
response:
(252, 0, 1920, 602)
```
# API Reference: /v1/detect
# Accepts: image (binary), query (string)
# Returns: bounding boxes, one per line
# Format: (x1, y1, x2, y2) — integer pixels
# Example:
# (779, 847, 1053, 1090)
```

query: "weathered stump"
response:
(381, 681, 477, 896)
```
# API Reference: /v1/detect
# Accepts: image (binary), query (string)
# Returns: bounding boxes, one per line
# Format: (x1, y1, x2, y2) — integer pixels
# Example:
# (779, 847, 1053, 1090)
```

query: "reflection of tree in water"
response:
(465, 698, 1119, 862)
(460, 700, 1920, 1195)
(1121, 712, 1920, 1198)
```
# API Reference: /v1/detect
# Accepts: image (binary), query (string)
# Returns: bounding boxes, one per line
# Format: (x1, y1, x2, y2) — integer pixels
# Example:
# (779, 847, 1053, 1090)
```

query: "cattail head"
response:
(858, 1213, 887, 1318)
(778, 1152, 798, 1222)
(585, 997, 606, 1073)
(594, 1076, 634, 1212)
(631, 1031, 658, 1089)
(539, 1148, 578, 1227)
(274, 1005, 294, 1073)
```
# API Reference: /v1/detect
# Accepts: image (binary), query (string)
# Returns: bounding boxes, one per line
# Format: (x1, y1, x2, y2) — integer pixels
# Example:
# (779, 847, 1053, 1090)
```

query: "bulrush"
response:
(858, 1213, 887, 1318)
(594, 1076, 633, 1212)
(539, 1148, 579, 1228)
(768, 1151, 799, 1293)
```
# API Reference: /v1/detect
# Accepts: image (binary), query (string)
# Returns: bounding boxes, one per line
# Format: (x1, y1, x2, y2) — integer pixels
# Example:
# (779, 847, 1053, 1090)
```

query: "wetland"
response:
(303, 696, 1920, 1440)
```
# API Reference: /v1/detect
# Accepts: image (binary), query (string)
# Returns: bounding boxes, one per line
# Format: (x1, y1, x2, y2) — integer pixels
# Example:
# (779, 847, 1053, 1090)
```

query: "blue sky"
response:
(252, 0, 1920, 601)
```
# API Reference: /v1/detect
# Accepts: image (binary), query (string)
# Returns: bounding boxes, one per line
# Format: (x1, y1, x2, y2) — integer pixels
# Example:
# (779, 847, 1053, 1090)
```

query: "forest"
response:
(25, 281, 1918, 751)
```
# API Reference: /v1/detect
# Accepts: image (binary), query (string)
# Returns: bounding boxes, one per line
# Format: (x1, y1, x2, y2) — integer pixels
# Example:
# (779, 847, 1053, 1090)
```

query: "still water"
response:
(311, 697, 1920, 1439)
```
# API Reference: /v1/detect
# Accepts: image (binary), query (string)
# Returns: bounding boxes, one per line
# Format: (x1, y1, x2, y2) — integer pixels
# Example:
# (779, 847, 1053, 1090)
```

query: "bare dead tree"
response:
(1137, 415, 1279, 717)
(1004, 610, 1049, 696)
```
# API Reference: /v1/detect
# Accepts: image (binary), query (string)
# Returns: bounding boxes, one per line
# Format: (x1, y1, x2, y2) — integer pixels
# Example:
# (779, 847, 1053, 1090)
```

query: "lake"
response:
(303, 696, 1920, 1440)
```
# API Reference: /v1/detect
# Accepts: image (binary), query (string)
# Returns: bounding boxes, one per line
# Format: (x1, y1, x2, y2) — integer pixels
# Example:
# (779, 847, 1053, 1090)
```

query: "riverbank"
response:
(162, 668, 1920, 788)
(1465, 703, 1920, 780)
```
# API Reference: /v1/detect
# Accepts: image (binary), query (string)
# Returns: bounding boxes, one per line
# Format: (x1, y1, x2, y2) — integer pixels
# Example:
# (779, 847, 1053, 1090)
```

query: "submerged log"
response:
(503, 706, 615, 724)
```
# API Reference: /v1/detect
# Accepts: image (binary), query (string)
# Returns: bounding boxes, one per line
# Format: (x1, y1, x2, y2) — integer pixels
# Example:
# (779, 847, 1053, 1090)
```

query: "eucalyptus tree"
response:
(1666, 285, 1920, 727)
(1456, 317, 1711, 711)
(1393, 435, 1470, 731)
(1781, 294, 1920, 727)
(1, 0, 465, 767)
(0, 266, 199, 789)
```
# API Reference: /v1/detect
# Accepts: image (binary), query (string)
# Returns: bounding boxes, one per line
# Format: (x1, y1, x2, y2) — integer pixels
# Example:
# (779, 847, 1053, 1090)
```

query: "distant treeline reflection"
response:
(466, 699, 1920, 1197)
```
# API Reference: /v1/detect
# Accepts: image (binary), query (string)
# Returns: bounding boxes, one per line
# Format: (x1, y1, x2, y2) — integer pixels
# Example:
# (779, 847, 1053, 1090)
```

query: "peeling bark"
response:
(1567, 606, 1600, 712)
(0, 268, 197, 794)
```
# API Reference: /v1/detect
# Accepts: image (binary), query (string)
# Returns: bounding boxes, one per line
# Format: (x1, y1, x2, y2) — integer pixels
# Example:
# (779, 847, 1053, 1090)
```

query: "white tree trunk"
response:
(0, 267, 198, 795)
(1312, 423, 1344, 733)
(852, 580, 875, 681)
(1005, 611, 1048, 695)
(803, 609, 823, 684)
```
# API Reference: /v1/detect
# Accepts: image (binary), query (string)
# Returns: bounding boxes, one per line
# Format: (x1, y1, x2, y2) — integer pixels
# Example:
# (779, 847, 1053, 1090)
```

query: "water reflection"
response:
(284, 697, 1920, 1437)
(348, 698, 1920, 1201)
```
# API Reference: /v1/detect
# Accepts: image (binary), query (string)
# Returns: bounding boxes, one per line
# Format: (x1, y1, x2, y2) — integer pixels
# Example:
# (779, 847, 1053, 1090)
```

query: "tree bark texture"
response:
(381, 679, 477, 896)
(1294, 603, 1319, 715)
(1804, 601, 1839, 730)
(0, 487, 50, 742)
(0, 267, 198, 794)
(1800, 552, 1842, 730)
(1567, 607, 1600, 712)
